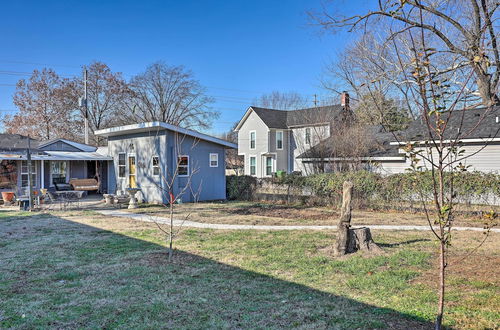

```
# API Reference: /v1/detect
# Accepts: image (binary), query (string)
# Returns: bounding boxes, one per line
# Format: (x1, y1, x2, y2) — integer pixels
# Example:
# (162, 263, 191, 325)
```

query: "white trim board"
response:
(389, 137, 500, 146)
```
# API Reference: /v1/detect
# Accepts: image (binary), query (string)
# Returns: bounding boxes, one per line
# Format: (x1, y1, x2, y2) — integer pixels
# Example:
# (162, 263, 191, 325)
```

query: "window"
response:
(249, 156, 256, 176)
(305, 128, 311, 145)
(128, 155, 137, 188)
(178, 155, 189, 176)
(118, 153, 126, 178)
(276, 131, 283, 150)
(209, 153, 218, 167)
(250, 131, 256, 149)
(0, 160, 17, 189)
(152, 156, 160, 176)
(21, 160, 36, 188)
(266, 157, 273, 176)
(50, 161, 67, 185)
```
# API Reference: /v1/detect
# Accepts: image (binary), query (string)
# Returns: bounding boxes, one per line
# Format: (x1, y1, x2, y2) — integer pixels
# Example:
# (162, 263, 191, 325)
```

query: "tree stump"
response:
(334, 181, 382, 256)
(346, 227, 383, 254)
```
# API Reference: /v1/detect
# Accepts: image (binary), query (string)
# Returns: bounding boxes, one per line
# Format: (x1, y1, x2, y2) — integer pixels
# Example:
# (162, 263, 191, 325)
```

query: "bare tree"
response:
(4, 69, 79, 141)
(220, 121, 243, 175)
(148, 131, 201, 262)
(254, 91, 310, 110)
(291, 102, 371, 174)
(312, 3, 500, 327)
(71, 62, 131, 145)
(355, 91, 411, 131)
(126, 62, 218, 130)
(311, 0, 500, 107)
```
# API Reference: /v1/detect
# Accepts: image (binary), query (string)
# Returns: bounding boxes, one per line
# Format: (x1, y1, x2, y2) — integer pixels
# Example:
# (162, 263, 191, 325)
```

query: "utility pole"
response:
(83, 66, 89, 145)
(27, 136, 33, 211)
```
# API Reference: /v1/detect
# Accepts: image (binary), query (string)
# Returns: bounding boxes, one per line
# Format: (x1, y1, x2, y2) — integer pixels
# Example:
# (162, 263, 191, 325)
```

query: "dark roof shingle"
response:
(250, 105, 345, 129)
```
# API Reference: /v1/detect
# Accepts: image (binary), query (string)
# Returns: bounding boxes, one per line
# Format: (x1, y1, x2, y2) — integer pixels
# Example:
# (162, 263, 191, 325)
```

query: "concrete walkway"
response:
(96, 209, 500, 233)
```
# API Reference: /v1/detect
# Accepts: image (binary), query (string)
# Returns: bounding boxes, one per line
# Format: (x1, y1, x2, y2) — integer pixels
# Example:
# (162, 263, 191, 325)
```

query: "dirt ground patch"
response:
(227, 205, 338, 221)
(133, 201, 497, 228)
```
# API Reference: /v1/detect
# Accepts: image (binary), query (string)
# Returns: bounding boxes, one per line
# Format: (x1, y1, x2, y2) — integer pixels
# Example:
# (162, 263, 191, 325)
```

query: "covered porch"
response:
(0, 151, 113, 202)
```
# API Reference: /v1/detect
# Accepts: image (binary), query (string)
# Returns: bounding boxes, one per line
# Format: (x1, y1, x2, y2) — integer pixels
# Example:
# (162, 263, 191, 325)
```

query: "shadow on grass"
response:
(0, 211, 434, 329)
(378, 238, 431, 248)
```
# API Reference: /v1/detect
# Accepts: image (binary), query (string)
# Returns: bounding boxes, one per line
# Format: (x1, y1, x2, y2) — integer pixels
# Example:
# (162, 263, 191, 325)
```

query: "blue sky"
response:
(0, 0, 361, 135)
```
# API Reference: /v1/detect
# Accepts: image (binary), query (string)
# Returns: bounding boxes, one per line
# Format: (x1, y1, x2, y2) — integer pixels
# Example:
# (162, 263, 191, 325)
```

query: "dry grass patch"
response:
(128, 201, 496, 228)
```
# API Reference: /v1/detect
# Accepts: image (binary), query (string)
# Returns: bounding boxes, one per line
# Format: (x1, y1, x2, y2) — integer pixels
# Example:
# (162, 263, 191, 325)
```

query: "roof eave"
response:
(95, 122, 237, 149)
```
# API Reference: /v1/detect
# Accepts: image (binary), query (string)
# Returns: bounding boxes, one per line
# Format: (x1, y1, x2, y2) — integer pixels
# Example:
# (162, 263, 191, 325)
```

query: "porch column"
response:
(41, 160, 44, 189)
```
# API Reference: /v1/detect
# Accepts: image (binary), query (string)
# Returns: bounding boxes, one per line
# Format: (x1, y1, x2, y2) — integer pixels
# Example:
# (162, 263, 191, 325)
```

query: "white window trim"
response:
(177, 155, 190, 177)
(249, 155, 257, 176)
(276, 131, 283, 150)
(249, 130, 256, 150)
(152, 156, 160, 177)
(118, 152, 126, 179)
(49, 160, 68, 187)
(209, 153, 219, 168)
(21, 160, 37, 188)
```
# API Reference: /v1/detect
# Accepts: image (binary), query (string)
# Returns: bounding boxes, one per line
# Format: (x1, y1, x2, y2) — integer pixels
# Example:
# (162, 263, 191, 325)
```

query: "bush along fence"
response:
(226, 171, 500, 212)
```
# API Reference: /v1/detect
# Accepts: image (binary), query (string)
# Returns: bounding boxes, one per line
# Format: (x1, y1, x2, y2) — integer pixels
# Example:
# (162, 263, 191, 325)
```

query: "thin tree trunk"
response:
(436, 240, 445, 330)
(168, 201, 174, 262)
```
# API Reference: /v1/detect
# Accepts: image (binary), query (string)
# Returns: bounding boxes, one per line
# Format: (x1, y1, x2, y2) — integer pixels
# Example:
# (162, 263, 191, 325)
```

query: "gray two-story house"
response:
(234, 98, 351, 177)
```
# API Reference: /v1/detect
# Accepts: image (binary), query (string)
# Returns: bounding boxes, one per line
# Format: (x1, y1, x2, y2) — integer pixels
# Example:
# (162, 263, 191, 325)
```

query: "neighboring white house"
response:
(235, 99, 500, 176)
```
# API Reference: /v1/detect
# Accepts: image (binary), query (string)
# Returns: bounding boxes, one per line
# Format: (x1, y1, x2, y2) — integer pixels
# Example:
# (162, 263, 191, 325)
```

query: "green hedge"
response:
(226, 175, 258, 200)
(228, 171, 500, 209)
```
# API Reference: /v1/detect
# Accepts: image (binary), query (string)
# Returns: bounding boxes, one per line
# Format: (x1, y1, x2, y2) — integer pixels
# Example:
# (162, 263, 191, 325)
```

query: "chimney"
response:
(341, 91, 350, 110)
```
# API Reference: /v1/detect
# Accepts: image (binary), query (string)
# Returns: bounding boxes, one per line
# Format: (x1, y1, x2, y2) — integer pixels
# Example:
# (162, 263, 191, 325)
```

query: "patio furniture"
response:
(46, 191, 64, 210)
(46, 191, 84, 210)
(54, 182, 72, 191)
(69, 178, 99, 191)
(18, 197, 30, 211)
(55, 191, 85, 209)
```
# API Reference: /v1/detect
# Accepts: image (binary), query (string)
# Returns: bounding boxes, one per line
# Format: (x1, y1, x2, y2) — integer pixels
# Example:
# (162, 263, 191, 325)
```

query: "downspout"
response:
(288, 130, 292, 173)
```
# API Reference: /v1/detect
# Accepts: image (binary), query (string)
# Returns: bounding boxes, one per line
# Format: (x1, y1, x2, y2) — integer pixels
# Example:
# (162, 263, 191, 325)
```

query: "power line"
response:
(0, 70, 77, 78)
(0, 60, 81, 69)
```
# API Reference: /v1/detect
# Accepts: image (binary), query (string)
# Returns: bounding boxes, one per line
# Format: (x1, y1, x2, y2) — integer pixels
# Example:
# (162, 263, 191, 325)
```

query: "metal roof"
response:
(95, 121, 237, 149)
(0, 151, 112, 161)
(38, 138, 97, 152)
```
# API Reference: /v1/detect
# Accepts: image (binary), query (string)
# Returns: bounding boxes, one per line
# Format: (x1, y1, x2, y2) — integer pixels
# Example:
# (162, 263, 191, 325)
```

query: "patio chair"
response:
(63, 191, 83, 210)
(46, 191, 64, 210)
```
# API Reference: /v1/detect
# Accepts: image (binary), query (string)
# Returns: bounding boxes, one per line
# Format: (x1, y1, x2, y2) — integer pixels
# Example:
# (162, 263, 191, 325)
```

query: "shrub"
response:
(226, 175, 258, 200)
(228, 171, 500, 211)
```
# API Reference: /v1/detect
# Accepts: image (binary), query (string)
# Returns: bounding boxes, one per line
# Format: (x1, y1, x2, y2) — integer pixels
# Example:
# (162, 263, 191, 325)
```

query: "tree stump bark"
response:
(335, 181, 353, 256)
(334, 181, 382, 256)
(347, 227, 383, 254)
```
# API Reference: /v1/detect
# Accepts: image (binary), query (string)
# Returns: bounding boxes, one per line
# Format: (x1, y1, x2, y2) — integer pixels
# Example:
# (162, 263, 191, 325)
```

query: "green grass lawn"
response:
(1, 210, 498, 329)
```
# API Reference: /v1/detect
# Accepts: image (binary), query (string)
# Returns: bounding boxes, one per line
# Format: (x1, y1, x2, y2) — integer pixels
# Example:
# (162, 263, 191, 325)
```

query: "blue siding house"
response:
(95, 122, 237, 203)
